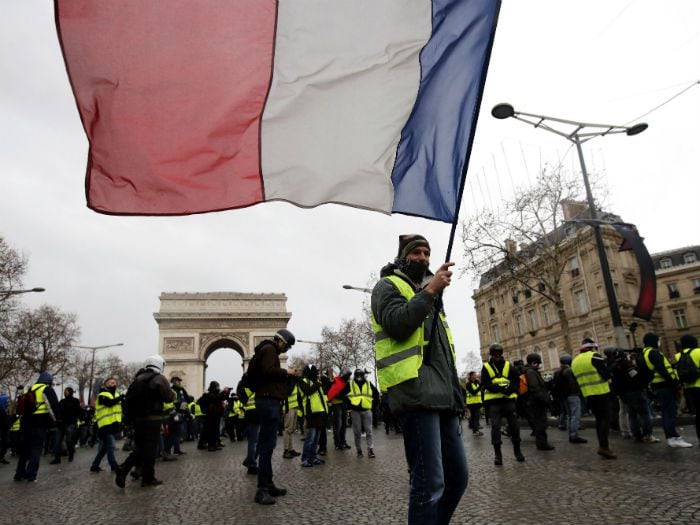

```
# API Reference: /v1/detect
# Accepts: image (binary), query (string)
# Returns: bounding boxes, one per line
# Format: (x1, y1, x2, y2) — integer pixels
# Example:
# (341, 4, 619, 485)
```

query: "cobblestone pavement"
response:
(2, 419, 699, 525)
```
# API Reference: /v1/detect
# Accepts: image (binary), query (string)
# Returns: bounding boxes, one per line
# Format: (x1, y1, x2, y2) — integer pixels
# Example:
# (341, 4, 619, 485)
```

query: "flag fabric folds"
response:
(56, 0, 500, 222)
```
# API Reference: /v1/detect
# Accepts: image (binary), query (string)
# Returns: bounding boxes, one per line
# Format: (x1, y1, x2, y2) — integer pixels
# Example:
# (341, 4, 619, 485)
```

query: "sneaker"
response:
(569, 436, 588, 444)
(642, 435, 660, 444)
(173, 450, 186, 455)
(368, 449, 376, 458)
(267, 483, 287, 497)
(301, 460, 313, 468)
(536, 444, 555, 451)
(254, 488, 276, 505)
(357, 450, 363, 458)
(668, 437, 693, 448)
(68, 453, 74, 462)
(312, 458, 325, 465)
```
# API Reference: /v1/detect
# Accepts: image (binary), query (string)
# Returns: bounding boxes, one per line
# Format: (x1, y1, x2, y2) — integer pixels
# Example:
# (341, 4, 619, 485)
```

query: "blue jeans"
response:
(92, 432, 118, 470)
(620, 390, 652, 438)
(302, 426, 321, 462)
(255, 398, 281, 489)
(245, 422, 260, 468)
(653, 386, 679, 439)
(565, 395, 582, 439)
(400, 411, 468, 525)
(15, 424, 47, 480)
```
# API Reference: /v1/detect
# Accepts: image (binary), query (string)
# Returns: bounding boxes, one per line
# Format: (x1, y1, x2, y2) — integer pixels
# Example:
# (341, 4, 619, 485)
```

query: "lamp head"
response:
(626, 123, 648, 136)
(491, 103, 515, 120)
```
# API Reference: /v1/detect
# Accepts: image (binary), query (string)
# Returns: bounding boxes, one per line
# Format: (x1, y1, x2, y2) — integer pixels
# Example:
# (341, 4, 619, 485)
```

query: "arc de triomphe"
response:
(154, 292, 292, 399)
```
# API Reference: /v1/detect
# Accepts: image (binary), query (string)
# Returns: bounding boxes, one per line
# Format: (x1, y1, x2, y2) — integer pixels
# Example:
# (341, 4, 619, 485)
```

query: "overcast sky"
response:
(1, 1, 698, 389)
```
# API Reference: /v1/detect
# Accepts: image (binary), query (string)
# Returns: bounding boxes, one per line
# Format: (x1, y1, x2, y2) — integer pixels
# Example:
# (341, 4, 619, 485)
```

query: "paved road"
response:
(2, 420, 699, 525)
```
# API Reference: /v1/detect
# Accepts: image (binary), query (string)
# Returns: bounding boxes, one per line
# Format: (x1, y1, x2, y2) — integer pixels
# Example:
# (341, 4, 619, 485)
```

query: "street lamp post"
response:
(0, 287, 46, 299)
(491, 103, 647, 349)
(74, 343, 124, 403)
(342, 284, 373, 294)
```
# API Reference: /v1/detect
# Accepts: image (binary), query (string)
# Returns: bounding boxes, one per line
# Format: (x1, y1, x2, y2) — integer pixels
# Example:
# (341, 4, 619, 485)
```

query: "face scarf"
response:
(396, 258, 428, 284)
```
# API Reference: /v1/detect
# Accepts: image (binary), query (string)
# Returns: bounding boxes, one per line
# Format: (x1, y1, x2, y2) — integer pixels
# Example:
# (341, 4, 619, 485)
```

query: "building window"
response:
(659, 257, 672, 269)
(541, 303, 552, 326)
(491, 324, 500, 342)
(512, 288, 519, 304)
(673, 309, 688, 329)
(527, 309, 538, 331)
(693, 278, 700, 295)
(667, 282, 680, 299)
(515, 314, 524, 336)
(574, 290, 589, 314)
(488, 298, 496, 315)
(683, 252, 697, 264)
(568, 257, 580, 278)
(547, 342, 558, 370)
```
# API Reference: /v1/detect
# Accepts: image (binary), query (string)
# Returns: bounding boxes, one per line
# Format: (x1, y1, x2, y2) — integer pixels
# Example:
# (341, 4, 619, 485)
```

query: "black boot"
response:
(255, 488, 276, 505)
(514, 443, 525, 462)
(493, 444, 503, 466)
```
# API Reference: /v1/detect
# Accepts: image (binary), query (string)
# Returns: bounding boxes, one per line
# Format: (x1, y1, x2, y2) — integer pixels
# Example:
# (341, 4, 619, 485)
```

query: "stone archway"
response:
(154, 292, 291, 399)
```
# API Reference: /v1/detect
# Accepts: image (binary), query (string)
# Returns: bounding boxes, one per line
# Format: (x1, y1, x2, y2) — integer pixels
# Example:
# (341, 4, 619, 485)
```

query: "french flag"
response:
(56, 0, 500, 223)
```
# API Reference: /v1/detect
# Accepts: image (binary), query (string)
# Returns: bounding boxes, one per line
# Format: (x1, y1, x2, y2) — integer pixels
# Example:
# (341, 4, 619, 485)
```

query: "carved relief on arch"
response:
(163, 337, 195, 355)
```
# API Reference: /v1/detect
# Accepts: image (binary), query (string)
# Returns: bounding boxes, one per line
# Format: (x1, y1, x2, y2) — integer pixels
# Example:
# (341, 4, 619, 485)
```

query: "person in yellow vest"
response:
(282, 378, 302, 458)
(90, 377, 123, 472)
(677, 334, 700, 445)
(371, 234, 466, 525)
(341, 368, 379, 458)
(465, 372, 483, 437)
(571, 338, 616, 459)
(298, 364, 328, 468)
(641, 331, 693, 448)
(14, 371, 60, 482)
(481, 343, 525, 465)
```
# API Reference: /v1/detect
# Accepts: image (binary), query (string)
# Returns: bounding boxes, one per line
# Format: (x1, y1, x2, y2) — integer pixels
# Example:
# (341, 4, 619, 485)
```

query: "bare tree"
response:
(461, 166, 588, 354)
(317, 318, 374, 375)
(0, 237, 28, 386)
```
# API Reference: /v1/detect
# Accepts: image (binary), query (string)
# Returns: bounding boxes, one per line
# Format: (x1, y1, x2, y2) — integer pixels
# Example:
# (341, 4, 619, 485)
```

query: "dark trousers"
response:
(488, 400, 520, 446)
(120, 419, 160, 483)
(331, 404, 347, 447)
(256, 398, 281, 489)
(587, 393, 611, 448)
(205, 415, 220, 447)
(529, 403, 550, 448)
(53, 423, 77, 459)
(164, 419, 182, 453)
(467, 403, 481, 432)
(15, 423, 47, 480)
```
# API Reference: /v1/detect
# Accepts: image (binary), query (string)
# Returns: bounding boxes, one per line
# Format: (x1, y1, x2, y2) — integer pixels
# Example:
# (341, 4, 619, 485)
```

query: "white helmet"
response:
(144, 355, 165, 374)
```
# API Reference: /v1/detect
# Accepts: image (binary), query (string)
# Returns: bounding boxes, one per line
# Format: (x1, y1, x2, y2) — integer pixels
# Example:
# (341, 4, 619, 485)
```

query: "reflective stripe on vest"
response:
(674, 348, 700, 388)
(244, 388, 256, 411)
(572, 352, 610, 397)
(643, 347, 678, 384)
(483, 361, 517, 402)
(162, 401, 175, 416)
(372, 275, 455, 393)
(287, 385, 300, 411)
(95, 391, 122, 428)
(347, 381, 372, 410)
(11, 416, 21, 431)
(300, 378, 328, 416)
(233, 400, 245, 418)
(27, 384, 49, 415)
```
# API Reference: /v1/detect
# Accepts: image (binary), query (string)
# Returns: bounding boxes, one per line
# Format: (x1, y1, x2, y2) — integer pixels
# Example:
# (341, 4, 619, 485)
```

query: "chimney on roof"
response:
(505, 239, 517, 257)
(560, 200, 588, 221)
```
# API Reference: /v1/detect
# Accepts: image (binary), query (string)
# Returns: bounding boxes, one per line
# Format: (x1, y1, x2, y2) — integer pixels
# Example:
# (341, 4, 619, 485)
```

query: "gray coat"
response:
(371, 266, 464, 415)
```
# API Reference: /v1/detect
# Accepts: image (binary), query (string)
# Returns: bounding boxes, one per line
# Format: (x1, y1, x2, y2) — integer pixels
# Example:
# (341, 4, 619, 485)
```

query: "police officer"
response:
(481, 343, 524, 465)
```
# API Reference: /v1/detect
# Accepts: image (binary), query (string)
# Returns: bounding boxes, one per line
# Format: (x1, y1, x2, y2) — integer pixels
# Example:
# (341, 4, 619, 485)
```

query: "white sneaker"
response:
(668, 437, 693, 448)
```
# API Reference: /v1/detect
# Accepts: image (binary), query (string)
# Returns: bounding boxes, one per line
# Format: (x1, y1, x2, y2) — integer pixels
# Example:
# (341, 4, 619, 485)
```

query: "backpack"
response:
(16, 387, 38, 416)
(676, 349, 699, 384)
(123, 370, 157, 422)
(518, 373, 528, 395)
(634, 350, 654, 387)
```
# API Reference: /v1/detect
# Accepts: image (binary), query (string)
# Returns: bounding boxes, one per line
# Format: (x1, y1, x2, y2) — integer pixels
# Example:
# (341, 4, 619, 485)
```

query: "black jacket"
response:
(480, 359, 520, 404)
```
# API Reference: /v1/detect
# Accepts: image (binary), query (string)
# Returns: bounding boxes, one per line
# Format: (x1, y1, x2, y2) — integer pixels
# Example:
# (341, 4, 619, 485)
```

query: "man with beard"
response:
(371, 234, 466, 525)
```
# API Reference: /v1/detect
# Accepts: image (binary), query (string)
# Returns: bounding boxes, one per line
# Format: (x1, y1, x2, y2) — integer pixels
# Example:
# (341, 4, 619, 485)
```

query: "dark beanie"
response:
(397, 234, 430, 260)
(680, 334, 698, 349)
(642, 332, 659, 348)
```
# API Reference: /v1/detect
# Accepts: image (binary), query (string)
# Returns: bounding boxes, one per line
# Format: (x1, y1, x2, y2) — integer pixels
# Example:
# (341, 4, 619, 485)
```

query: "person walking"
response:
(50, 387, 81, 464)
(371, 234, 467, 525)
(571, 339, 617, 459)
(552, 355, 587, 444)
(115, 355, 175, 488)
(523, 353, 555, 451)
(642, 332, 693, 448)
(465, 372, 483, 437)
(676, 334, 700, 444)
(252, 328, 298, 505)
(481, 343, 525, 466)
(90, 378, 123, 473)
(14, 371, 60, 482)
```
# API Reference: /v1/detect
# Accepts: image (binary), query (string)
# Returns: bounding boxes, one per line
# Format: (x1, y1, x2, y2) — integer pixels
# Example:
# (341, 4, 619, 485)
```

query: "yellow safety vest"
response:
(233, 400, 245, 419)
(643, 347, 678, 384)
(95, 391, 122, 428)
(572, 352, 610, 397)
(286, 385, 300, 412)
(162, 401, 175, 417)
(243, 388, 256, 412)
(347, 381, 373, 410)
(674, 348, 700, 389)
(11, 416, 21, 431)
(465, 383, 482, 405)
(25, 384, 49, 415)
(483, 361, 517, 402)
(189, 400, 203, 418)
(372, 275, 455, 393)
(299, 378, 328, 416)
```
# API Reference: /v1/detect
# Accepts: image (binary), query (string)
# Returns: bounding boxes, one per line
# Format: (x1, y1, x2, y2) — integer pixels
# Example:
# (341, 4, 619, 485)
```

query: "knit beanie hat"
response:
(642, 332, 659, 348)
(680, 334, 698, 349)
(396, 234, 430, 260)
